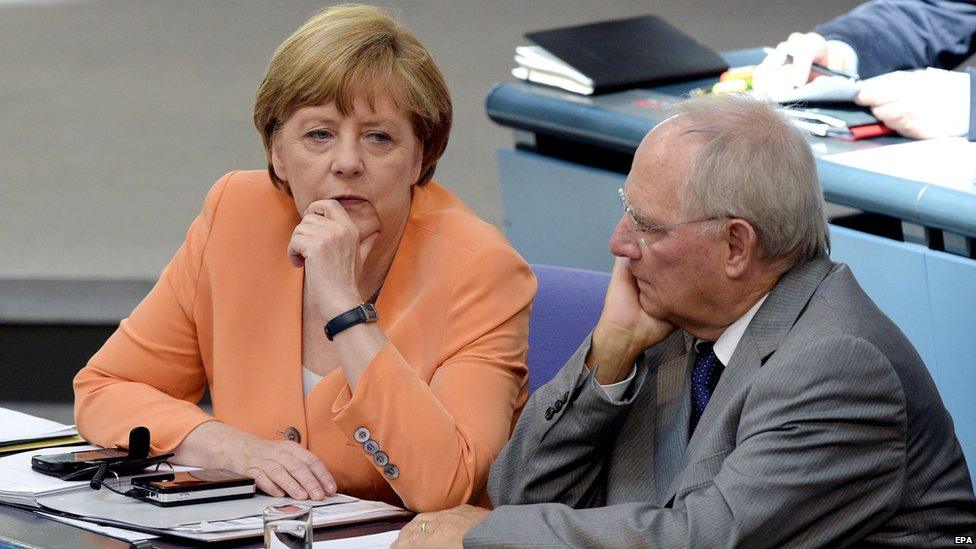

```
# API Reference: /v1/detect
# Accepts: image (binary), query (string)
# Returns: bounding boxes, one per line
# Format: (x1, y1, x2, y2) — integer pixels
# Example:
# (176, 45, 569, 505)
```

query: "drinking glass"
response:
(263, 503, 313, 549)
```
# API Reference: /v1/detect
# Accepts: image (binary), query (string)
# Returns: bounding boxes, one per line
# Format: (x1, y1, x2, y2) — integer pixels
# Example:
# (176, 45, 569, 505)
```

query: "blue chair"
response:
(527, 264, 610, 394)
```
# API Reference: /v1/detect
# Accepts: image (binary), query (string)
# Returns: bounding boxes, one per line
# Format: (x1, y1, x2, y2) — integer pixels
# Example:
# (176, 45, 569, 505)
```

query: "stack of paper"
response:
(512, 45, 595, 96)
(0, 407, 82, 454)
(36, 484, 408, 543)
(0, 446, 98, 506)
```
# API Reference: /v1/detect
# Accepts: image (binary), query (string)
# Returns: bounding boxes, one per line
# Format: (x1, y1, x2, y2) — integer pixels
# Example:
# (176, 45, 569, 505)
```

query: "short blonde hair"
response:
(253, 4, 452, 191)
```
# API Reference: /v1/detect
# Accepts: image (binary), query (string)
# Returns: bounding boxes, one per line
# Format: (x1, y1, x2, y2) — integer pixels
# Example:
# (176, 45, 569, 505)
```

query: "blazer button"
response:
(373, 451, 389, 467)
(545, 407, 554, 420)
(283, 427, 301, 443)
(354, 427, 371, 443)
(553, 399, 563, 412)
(363, 439, 380, 455)
(562, 391, 569, 401)
(383, 464, 399, 480)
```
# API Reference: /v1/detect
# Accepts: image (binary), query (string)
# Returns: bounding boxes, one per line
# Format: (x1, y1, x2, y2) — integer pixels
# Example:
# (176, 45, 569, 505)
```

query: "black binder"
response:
(525, 15, 728, 95)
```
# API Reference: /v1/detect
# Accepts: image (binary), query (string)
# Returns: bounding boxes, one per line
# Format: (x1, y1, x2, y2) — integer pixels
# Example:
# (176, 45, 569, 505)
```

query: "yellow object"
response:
(720, 65, 754, 81)
(712, 79, 749, 94)
(0, 435, 85, 456)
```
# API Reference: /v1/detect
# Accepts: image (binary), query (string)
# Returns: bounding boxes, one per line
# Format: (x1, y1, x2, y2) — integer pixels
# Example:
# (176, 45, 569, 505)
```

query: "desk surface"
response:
(486, 48, 976, 239)
(0, 502, 410, 548)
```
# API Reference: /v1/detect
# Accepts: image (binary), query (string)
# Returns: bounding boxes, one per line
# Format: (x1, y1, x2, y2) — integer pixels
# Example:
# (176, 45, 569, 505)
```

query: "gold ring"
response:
(420, 521, 428, 533)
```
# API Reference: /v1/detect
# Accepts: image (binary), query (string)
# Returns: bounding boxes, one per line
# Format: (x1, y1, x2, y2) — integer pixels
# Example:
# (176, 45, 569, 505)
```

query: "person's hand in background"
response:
(753, 32, 859, 97)
(855, 68, 971, 139)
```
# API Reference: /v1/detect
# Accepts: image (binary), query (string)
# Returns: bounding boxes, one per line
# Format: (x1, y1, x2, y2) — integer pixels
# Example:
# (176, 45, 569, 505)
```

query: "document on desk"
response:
(0, 406, 78, 446)
(36, 485, 408, 542)
(0, 445, 98, 506)
(37, 512, 159, 543)
(824, 137, 976, 194)
(314, 529, 399, 548)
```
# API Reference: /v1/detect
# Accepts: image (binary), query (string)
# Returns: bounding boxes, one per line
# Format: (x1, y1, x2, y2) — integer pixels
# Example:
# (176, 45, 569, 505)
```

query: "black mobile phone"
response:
(130, 469, 256, 507)
(31, 448, 129, 476)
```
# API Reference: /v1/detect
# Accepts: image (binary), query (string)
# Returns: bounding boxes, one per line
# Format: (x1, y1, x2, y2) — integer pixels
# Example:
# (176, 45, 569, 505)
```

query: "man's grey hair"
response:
(670, 94, 829, 266)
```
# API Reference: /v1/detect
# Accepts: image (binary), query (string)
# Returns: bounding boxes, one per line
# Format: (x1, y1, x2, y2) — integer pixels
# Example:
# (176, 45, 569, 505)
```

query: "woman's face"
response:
(271, 94, 422, 276)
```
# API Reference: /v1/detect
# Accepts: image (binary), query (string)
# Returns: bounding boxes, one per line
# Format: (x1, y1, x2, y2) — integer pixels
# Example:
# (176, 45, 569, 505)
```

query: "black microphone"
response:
(127, 426, 150, 460)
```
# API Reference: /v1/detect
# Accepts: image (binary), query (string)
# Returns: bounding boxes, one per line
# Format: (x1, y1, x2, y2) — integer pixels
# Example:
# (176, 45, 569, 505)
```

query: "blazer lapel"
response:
(663, 255, 835, 501)
(651, 337, 694, 504)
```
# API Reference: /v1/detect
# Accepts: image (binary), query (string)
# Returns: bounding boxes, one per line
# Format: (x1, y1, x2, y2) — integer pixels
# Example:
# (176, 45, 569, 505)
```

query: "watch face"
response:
(361, 303, 378, 322)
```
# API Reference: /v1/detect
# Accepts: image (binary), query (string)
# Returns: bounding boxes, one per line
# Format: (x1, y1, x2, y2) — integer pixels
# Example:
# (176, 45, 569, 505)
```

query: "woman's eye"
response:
(306, 129, 333, 140)
(367, 132, 392, 143)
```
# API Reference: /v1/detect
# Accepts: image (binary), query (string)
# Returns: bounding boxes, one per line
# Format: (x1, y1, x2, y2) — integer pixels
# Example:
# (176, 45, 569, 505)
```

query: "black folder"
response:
(525, 15, 728, 95)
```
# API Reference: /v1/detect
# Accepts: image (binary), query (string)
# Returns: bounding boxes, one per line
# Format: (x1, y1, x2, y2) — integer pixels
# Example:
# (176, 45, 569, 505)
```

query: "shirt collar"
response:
(697, 293, 769, 365)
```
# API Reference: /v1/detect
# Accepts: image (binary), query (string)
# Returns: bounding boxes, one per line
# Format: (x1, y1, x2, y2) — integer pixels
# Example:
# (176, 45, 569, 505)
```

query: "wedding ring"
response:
(420, 521, 428, 533)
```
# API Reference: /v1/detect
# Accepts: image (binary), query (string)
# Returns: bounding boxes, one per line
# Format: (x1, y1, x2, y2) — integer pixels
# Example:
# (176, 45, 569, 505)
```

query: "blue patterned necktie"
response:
(689, 343, 724, 437)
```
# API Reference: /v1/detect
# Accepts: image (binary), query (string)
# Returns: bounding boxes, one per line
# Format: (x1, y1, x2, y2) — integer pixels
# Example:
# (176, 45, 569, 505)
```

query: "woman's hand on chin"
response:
(288, 198, 375, 319)
(173, 421, 336, 500)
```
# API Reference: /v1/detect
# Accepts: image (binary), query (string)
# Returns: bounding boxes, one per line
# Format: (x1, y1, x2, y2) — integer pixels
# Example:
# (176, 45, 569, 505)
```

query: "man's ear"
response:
(270, 138, 288, 182)
(724, 218, 759, 278)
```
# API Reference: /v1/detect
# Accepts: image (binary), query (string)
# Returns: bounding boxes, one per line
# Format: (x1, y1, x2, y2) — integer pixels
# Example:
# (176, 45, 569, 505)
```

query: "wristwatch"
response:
(324, 303, 378, 341)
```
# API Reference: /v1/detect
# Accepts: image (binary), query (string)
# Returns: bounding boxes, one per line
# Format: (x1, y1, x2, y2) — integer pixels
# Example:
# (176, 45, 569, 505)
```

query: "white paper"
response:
(763, 75, 859, 103)
(37, 485, 356, 530)
(514, 45, 593, 85)
(37, 512, 159, 542)
(314, 529, 399, 548)
(824, 137, 976, 194)
(0, 445, 99, 506)
(0, 407, 77, 444)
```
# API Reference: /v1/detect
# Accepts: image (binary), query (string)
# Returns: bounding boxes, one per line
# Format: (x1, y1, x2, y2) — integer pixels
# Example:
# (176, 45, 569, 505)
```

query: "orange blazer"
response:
(73, 170, 535, 512)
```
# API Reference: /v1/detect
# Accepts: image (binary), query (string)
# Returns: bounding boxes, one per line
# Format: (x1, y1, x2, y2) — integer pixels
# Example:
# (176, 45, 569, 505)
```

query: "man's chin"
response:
(637, 291, 666, 319)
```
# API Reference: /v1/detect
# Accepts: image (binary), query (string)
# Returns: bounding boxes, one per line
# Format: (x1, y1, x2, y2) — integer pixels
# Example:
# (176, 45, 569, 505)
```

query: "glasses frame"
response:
(618, 188, 727, 234)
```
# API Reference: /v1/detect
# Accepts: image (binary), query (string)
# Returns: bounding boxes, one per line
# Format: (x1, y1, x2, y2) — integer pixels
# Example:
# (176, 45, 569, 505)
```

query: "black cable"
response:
(88, 462, 141, 498)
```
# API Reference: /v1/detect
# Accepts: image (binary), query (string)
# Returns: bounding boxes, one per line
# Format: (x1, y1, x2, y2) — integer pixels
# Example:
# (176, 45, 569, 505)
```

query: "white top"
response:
(597, 293, 769, 402)
(302, 366, 324, 398)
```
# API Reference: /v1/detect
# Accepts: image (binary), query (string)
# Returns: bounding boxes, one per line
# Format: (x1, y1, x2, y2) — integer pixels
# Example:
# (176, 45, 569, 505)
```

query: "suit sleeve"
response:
(73, 173, 234, 454)
(486, 335, 646, 509)
(465, 335, 907, 548)
(813, 0, 976, 78)
(330, 245, 535, 512)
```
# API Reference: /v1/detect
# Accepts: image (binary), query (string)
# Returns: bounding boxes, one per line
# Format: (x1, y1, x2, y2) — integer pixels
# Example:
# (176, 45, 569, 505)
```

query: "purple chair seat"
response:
(527, 264, 610, 394)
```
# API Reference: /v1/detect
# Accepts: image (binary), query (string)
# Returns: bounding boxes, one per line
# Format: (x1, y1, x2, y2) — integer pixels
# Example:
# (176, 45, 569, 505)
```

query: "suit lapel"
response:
(651, 338, 694, 503)
(663, 256, 835, 501)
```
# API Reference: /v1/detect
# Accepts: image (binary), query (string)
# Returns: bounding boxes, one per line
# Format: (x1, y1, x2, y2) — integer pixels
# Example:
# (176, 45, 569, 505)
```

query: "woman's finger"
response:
(260, 458, 308, 500)
(245, 467, 285, 498)
(299, 452, 337, 495)
(277, 450, 328, 500)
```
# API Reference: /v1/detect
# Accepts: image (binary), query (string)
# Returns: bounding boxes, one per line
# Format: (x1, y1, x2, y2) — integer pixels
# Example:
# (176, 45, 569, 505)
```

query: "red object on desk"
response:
(844, 123, 893, 141)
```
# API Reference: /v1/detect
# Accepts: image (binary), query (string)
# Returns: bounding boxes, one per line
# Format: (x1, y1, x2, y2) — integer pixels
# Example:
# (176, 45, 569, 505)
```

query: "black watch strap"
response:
(324, 303, 378, 341)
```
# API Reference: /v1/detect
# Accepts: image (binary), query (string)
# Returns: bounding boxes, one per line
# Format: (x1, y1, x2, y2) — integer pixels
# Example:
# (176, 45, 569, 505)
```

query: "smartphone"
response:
(31, 448, 130, 477)
(130, 469, 255, 507)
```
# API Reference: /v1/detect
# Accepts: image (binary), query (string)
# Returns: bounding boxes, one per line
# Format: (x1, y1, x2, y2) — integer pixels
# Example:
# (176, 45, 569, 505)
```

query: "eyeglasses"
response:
(618, 188, 726, 234)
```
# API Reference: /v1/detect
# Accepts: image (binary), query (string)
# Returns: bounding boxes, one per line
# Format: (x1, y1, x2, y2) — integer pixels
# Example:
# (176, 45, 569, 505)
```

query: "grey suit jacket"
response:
(466, 257, 976, 548)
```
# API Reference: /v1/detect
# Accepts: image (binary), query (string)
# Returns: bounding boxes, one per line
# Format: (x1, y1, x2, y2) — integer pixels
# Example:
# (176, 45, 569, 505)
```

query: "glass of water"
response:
(263, 503, 313, 549)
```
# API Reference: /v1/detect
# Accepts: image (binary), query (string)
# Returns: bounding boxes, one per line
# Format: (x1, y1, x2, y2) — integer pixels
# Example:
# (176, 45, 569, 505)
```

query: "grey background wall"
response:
(0, 0, 867, 280)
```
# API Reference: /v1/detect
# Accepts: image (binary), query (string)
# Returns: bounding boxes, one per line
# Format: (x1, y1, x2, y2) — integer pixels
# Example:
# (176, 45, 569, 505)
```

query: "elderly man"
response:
(394, 95, 976, 547)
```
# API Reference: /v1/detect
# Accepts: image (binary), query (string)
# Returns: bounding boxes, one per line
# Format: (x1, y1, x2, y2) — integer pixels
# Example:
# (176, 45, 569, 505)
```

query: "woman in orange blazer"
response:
(73, 5, 534, 513)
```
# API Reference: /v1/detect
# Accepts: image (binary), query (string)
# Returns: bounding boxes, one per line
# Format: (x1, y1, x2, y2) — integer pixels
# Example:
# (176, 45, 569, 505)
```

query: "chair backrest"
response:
(527, 264, 610, 394)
